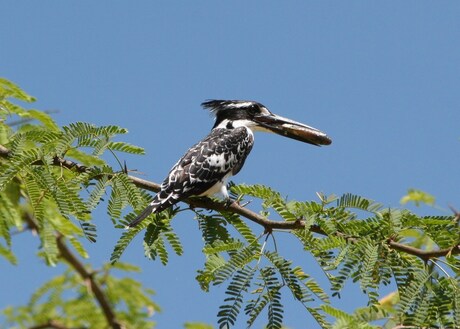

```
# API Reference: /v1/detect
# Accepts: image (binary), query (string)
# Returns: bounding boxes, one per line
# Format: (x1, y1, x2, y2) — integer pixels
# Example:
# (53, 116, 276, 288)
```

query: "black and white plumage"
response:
(128, 100, 331, 227)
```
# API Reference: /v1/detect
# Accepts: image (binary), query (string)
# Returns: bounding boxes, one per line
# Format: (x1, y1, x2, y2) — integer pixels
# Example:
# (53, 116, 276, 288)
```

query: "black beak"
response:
(253, 113, 332, 146)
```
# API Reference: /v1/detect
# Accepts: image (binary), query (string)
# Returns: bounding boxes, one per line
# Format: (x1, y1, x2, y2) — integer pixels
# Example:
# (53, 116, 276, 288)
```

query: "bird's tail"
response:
(127, 203, 157, 228)
(127, 193, 180, 228)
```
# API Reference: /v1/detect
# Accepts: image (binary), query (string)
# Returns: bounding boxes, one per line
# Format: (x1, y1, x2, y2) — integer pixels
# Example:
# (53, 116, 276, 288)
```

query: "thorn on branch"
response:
(448, 204, 460, 223)
(239, 200, 252, 208)
(263, 225, 273, 235)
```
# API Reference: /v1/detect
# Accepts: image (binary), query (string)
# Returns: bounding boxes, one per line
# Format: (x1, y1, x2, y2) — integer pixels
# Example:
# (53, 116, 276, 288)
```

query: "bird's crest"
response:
(201, 100, 259, 116)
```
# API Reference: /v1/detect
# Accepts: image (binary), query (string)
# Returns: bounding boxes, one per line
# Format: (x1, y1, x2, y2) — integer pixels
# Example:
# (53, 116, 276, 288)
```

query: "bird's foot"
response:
(224, 198, 235, 208)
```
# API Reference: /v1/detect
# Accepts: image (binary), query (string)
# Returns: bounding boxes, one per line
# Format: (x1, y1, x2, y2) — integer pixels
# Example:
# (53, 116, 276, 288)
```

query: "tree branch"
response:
(115, 176, 460, 261)
(22, 214, 123, 329)
(387, 238, 460, 261)
(56, 236, 123, 329)
(1, 144, 458, 261)
(128, 175, 460, 260)
(128, 176, 323, 232)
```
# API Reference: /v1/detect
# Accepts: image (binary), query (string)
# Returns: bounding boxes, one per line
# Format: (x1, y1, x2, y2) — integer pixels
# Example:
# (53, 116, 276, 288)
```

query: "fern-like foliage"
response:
(218, 266, 256, 328)
(0, 79, 146, 267)
(197, 211, 232, 245)
(0, 77, 156, 329)
(143, 211, 183, 265)
(110, 207, 183, 265)
(204, 185, 460, 328)
(261, 267, 284, 329)
(2, 80, 459, 329)
(245, 265, 291, 329)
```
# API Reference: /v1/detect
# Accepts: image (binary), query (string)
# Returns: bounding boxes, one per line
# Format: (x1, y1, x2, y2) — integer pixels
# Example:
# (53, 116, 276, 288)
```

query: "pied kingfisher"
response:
(128, 100, 331, 227)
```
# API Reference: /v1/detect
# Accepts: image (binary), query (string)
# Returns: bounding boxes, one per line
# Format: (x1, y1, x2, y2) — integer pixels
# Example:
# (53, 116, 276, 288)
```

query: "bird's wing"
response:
(161, 126, 254, 198)
(128, 127, 254, 227)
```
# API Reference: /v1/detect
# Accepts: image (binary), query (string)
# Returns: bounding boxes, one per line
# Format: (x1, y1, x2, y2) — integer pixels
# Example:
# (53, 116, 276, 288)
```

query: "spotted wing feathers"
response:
(128, 127, 254, 227)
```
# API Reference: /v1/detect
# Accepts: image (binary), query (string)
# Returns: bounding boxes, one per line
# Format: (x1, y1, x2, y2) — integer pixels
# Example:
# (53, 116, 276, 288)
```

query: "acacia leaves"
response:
(1, 79, 158, 329)
(1, 79, 459, 329)
(204, 184, 460, 328)
(0, 92, 147, 249)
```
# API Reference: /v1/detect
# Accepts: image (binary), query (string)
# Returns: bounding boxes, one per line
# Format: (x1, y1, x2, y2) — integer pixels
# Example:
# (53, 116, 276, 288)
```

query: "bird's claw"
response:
(224, 198, 235, 208)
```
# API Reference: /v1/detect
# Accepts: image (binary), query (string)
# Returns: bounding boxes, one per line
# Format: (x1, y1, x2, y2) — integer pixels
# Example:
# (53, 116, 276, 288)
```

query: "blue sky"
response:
(1, 2, 460, 328)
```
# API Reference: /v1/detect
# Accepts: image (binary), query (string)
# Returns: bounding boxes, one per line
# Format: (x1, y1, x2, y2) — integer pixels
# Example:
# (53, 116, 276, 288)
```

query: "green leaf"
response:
(203, 240, 245, 255)
(86, 175, 111, 211)
(164, 230, 183, 257)
(107, 141, 145, 154)
(231, 184, 282, 208)
(398, 269, 431, 314)
(143, 220, 168, 264)
(111, 222, 148, 264)
(214, 244, 258, 285)
(220, 211, 258, 245)
(39, 219, 59, 266)
(272, 200, 298, 222)
(0, 189, 22, 231)
(400, 188, 435, 206)
(67, 236, 89, 258)
(307, 307, 331, 329)
(80, 222, 97, 243)
(141, 211, 182, 265)
(217, 267, 256, 329)
(337, 193, 383, 213)
(107, 173, 143, 222)
(0, 148, 43, 191)
(359, 243, 379, 295)
(246, 266, 283, 329)
(197, 212, 232, 245)
(66, 148, 106, 166)
(264, 251, 310, 303)
(23, 109, 59, 130)
(0, 243, 17, 264)
(321, 304, 355, 322)
(0, 77, 36, 102)
(196, 254, 227, 292)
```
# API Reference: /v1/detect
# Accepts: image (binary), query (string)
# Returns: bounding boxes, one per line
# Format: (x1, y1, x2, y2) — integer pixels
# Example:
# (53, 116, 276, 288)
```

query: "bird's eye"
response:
(248, 105, 259, 116)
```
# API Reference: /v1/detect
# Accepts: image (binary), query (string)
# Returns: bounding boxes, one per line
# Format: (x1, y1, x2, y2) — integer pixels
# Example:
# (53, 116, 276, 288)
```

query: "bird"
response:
(128, 100, 331, 227)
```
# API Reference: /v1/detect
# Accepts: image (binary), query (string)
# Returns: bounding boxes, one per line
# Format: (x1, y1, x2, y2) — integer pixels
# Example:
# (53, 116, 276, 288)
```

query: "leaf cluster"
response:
(193, 185, 459, 328)
(2, 262, 159, 329)
(1, 79, 158, 328)
(110, 207, 184, 266)
(0, 79, 146, 261)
